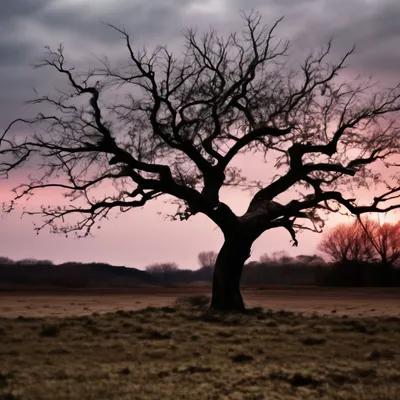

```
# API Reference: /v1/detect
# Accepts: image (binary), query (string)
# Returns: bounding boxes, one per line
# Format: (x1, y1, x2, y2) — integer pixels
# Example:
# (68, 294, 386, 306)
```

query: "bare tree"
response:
(198, 251, 218, 269)
(0, 257, 15, 265)
(260, 251, 294, 264)
(259, 253, 272, 265)
(15, 258, 53, 265)
(2, 12, 400, 311)
(295, 254, 325, 265)
(146, 262, 179, 274)
(318, 221, 371, 263)
(145, 262, 179, 284)
(319, 217, 400, 267)
(357, 218, 400, 266)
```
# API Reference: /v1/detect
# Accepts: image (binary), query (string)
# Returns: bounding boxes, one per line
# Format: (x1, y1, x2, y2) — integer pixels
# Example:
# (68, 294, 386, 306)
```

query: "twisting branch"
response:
(1, 11, 400, 244)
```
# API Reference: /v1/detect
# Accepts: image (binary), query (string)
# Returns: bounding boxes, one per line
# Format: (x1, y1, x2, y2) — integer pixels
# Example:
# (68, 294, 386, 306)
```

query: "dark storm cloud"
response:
(280, 0, 400, 76)
(0, 42, 33, 66)
(33, 2, 184, 43)
(0, 0, 51, 66)
(326, 1, 400, 75)
(1, 0, 400, 127)
(233, 0, 400, 76)
(0, 0, 52, 22)
(0, 0, 194, 123)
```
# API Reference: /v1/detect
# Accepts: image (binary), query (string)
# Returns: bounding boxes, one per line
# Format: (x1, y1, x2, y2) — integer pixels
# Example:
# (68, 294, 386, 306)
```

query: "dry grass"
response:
(0, 297, 400, 400)
(1, 287, 399, 319)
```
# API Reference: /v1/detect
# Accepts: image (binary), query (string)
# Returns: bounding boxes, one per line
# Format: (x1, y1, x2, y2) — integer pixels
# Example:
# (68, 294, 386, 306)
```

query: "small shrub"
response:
(355, 367, 377, 378)
(175, 365, 212, 374)
(0, 393, 18, 400)
(141, 329, 171, 340)
(116, 310, 134, 317)
(174, 295, 210, 310)
(40, 324, 61, 337)
(290, 372, 323, 388)
(366, 349, 396, 361)
(119, 367, 131, 375)
(198, 312, 226, 323)
(246, 307, 264, 315)
(231, 353, 254, 363)
(160, 306, 177, 314)
(270, 370, 323, 388)
(0, 372, 10, 389)
(341, 320, 373, 334)
(300, 336, 327, 346)
(216, 331, 233, 338)
(16, 316, 37, 322)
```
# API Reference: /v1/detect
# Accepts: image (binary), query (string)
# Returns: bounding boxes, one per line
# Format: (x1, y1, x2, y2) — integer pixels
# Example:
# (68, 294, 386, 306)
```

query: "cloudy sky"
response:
(1, 0, 400, 269)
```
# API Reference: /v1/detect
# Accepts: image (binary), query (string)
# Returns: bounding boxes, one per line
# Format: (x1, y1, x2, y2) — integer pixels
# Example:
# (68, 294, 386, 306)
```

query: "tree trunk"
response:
(210, 236, 252, 312)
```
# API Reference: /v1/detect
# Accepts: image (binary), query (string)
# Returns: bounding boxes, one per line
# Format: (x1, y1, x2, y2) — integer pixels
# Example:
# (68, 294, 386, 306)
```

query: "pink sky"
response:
(0, 191, 335, 269)
(0, 153, 360, 269)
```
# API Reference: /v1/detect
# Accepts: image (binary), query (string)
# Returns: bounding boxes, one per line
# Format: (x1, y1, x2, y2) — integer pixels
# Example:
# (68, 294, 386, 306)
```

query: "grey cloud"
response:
(285, 0, 400, 76)
(231, 0, 400, 77)
(0, 0, 51, 22)
(2, 0, 400, 129)
(0, 0, 199, 125)
(0, 42, 33, 66)
(0, 0, 51, 67)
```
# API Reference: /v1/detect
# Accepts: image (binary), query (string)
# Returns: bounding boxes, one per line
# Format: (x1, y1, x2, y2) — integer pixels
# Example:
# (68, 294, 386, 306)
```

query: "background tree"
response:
(198, 251, 218, 269)
(357, 218, 400, 266)
(0, 257, 15, 265)
(260, 251, 295, 265)
(146, 263, 179, 274)
(2, 12, 400, 311)
(259, 253, 272, 265)
(318, 221, 371, 263)
(318, 217, 400, 266)
(145, 262, 179, 284)
(295, 254, 325, 265)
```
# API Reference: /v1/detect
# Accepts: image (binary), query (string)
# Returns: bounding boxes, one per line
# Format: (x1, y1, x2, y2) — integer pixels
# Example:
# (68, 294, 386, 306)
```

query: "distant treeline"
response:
(0, 257, 157, 288)
(146, 259, 400, 287)
(1, 256, 399, 288)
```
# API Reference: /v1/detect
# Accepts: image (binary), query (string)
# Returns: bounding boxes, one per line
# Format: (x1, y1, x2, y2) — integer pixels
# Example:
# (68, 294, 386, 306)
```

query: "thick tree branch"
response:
(2, 11, 400, 244)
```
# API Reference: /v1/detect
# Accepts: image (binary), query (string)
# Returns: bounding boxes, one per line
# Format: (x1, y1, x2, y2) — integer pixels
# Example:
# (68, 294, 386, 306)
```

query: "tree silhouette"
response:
(198, 251, 218, 269)
(357, 218, 400, 266)
(2, 12, 400, 311)
(319, 218, 400, 266)
(146, 262, 179, 283)
(318, 221, 371, 263)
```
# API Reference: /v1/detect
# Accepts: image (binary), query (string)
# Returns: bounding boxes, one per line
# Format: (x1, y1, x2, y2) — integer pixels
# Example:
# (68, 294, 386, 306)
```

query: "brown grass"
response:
(0, 297, 400, 399)
(1, 287, 399, 318)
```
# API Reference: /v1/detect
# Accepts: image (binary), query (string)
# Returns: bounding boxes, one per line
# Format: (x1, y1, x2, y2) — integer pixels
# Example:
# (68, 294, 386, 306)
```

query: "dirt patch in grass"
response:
(0, 306, 399, 399)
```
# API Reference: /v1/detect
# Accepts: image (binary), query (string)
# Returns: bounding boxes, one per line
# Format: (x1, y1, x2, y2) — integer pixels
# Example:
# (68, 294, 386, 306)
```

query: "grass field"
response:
(1, 287, 400, 318)
(1, 291, 400, 400)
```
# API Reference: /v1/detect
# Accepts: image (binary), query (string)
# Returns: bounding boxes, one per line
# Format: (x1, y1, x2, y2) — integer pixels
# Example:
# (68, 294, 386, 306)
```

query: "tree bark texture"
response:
(210, 236, 252, 312)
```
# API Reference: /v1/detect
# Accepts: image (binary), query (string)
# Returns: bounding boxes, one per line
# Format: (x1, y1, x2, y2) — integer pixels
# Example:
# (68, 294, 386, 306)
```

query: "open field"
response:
(0, 287, 399, 318)
(1, 298, 400, 400)
(1, 288, 400, 399)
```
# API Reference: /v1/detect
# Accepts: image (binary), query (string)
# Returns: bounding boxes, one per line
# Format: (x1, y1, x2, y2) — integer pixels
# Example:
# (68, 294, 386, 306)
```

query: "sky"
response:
(1, 0, 400, 269)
